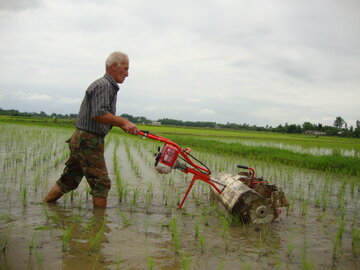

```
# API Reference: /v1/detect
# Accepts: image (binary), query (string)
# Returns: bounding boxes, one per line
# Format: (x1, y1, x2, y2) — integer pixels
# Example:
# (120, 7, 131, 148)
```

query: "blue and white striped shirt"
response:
(76, 74, 119, 136)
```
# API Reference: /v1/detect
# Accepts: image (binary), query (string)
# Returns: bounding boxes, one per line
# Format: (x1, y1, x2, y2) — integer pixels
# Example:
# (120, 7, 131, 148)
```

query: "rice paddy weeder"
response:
(139, 130, 289, 224)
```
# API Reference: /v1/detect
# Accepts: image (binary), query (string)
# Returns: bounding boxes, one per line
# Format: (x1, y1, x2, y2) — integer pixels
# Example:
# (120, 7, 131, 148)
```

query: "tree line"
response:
(1, 108, 359, 137)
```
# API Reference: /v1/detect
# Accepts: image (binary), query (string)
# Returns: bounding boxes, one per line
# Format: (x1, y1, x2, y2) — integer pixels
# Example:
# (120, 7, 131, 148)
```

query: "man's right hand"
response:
(122, 121, 140, 135)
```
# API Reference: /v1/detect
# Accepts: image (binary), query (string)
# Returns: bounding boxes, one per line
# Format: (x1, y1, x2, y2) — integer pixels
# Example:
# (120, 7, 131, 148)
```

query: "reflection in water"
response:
(46, 204, 111, 270)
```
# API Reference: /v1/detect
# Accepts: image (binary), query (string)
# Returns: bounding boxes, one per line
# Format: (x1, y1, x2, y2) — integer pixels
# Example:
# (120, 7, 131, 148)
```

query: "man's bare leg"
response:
(43, 183, 64, 203)
(92, 197, 107, 208)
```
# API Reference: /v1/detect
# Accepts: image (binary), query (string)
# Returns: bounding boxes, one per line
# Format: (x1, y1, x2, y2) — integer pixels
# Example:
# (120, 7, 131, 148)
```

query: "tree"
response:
(333, 116, 345, 130)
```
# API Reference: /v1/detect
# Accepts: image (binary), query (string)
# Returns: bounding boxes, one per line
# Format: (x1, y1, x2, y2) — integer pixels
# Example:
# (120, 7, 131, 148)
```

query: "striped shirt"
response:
(76, 74, 119, 136)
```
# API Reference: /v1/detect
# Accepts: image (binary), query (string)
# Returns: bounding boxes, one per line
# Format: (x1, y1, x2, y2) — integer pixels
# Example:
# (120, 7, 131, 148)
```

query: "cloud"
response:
(57, 98, 81, 105)
(14, 91, 52, 102)
(0, 0, 41, 11)
(199, 108, 215, 115)
(185, 98, 201, 103)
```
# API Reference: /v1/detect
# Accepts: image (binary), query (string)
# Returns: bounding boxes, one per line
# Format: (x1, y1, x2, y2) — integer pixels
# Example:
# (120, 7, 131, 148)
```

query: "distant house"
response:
(304, 130, 326, 136)
(151, 121, 161, 126)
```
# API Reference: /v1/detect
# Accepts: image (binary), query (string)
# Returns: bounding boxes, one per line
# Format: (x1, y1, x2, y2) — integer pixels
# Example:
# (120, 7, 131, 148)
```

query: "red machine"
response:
(138, 130, 288, 224)
(139, 130, 223, 209)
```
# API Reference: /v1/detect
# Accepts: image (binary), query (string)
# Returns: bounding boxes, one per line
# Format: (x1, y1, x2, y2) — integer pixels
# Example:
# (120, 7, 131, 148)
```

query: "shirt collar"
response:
(104, 73, 120, 91)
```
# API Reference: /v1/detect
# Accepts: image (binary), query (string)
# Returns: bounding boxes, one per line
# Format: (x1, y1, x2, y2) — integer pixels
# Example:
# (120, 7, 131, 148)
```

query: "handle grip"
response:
(237, 165, 249, 169)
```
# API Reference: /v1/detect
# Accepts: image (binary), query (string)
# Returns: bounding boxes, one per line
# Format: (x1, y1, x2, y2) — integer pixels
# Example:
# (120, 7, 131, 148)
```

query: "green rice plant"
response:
(145, 182, 154, 214)
(77, 190, 83, 209)
(333, 218, 346, 260)
(89, 220, 106, 253)
(21, 184, 27, 207)
(146, 254, 154, 270)
(91, 251, 101, 270)
(85, 184, 91, 201)
(1, 223, 13, 252)
(180, 250, 191, 270)
(119, 212, 131, 228)
(62, 223, 73, 252)
(199, 233, 205, 254)
(28, 232, 37, 253)
(194, 220, 200, 238)
(286, 236, 295, 257)
(301, 239, 313, 270)
(33, 172, 41, 193)
(300, 200, 309, 216)
(130, 186, 140, 212)
(115, 253, 121, 270)
(62, 192, 71, 208)
(35, 249, 44, 270)
(170, 217, 180, 254)
(221, 215, 230, 251)
(352, 226, 360, 257)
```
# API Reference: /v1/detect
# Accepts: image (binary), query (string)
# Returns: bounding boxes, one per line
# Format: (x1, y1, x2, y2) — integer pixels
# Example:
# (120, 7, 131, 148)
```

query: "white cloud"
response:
(14, 91, 52, 102)
(185, 98, 201, 103)
(199, 108, 215, 115)
(57, 98, 81, 105)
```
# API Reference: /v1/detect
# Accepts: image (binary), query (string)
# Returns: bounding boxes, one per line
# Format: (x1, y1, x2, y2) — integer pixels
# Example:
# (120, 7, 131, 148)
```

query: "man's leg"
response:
(44, 131, 84, 203)
(79, 133, 111, 208)
(43, 183, 63, 202)
(92, 196, 107, 208)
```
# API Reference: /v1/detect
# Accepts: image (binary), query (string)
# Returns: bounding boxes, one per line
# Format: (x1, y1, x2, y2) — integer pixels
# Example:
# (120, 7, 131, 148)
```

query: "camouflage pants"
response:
(56, 129, 111, 198)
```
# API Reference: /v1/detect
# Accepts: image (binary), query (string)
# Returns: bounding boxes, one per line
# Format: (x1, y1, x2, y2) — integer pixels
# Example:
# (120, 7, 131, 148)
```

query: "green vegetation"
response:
(0, 117, 359, 269)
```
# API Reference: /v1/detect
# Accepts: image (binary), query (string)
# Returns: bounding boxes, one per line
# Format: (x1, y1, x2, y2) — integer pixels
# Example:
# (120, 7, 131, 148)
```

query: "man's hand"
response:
(121, 121, 140, 135)
(93, 113, 140, 135)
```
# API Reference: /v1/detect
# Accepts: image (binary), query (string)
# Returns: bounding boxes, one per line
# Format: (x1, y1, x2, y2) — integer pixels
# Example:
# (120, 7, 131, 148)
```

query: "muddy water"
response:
(0, 124, 359, 270)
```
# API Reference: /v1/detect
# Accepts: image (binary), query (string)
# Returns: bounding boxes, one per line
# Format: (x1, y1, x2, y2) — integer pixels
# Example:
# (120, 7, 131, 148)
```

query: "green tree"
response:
(333, 116, 345, 130)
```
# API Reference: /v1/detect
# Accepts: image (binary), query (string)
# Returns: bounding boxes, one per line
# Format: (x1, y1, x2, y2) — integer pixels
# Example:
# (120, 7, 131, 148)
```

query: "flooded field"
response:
(0, 124, 359, 269)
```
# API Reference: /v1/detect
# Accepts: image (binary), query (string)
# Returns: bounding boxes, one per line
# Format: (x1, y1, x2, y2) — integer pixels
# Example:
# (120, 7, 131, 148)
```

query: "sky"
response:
(0, 0, 359, 127)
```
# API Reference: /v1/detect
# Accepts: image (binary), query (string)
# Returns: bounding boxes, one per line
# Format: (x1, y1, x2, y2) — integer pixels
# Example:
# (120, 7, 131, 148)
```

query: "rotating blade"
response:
(248, 198, 275, 224)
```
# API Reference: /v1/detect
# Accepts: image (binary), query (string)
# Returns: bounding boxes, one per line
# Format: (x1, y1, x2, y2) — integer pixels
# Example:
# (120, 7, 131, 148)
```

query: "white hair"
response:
(105, 51, 128, 69)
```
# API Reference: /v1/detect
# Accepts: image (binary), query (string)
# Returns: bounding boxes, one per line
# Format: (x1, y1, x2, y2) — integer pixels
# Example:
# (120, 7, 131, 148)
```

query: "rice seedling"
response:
(169, 217, 180, 254)
(62, 192, 71, 208)
(199, 233, 205, 253)
(146, 253, 154, 270)
(180, 250, 191, 270)
(62, 223, 73, 252)
(221, 215, 230, 251)
(115, 253, 121, 270)
(34, 249, 44, 270)
(194, 220, 200, 238)
(145, 182, 154, 214)
(130, 186, 141, 212)
(286, 240, 295, 258)
(332, 218, 346, 260)
(21, 184, 27, 207)
(88, 220, 106, 253)
(28, 232, 37, 253)
(1, 223, 14, 252)
(91, 251, 102, 270)
(352, 226, 360, 257)
(300, 199, 309, 216)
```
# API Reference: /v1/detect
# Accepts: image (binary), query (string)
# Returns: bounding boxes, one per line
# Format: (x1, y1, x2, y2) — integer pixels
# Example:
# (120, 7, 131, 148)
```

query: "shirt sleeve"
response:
(89, 83, 114, 119)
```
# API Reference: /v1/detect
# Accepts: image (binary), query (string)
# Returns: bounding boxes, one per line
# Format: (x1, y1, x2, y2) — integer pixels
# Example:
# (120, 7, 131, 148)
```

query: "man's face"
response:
(113, 58, 129, 83)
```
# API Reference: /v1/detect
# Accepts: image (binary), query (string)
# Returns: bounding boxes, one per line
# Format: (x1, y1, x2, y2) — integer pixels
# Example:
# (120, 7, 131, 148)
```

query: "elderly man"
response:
(43, 51, 139, 208)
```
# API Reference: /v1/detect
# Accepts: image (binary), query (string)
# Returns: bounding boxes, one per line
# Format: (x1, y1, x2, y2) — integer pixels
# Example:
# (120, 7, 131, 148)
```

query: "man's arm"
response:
(93, 113, 140, 135)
